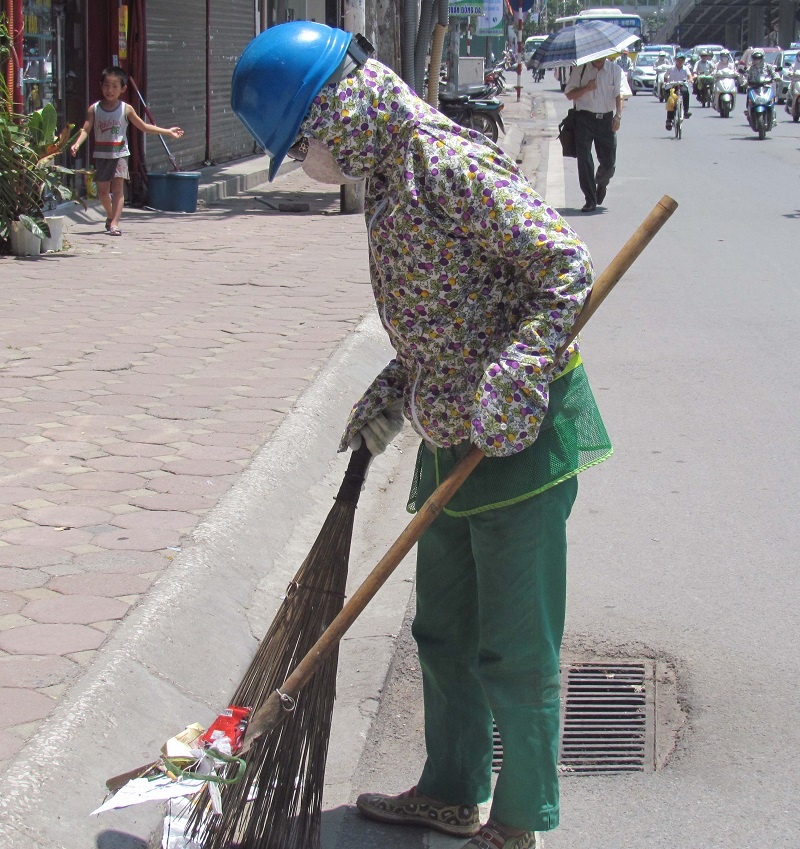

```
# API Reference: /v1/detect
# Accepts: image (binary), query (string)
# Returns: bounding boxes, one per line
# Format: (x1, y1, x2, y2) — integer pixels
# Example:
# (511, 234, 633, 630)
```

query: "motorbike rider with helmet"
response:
(232, 20, 611, 849)
(711, 50, 738, 116)
(715, 50, 736, 74)
(616, 48, 633, 74)
(664, 53, 693, 130)
(693, 50, 715, 100)
(654, 51, 671, 73)
(747, 49, 777, 84)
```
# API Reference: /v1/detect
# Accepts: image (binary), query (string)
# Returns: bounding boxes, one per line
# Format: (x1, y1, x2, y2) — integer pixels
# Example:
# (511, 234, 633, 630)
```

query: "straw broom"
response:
(196, 196, 678, 849)
(187, 442, 372, 849)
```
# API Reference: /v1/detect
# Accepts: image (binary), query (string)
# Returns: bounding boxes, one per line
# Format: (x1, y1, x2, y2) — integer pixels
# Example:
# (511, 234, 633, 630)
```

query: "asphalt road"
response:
(543, 77, 800, 848)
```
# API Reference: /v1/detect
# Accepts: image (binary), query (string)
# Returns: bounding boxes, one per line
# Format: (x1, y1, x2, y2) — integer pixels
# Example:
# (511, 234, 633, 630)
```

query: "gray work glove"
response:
(349, 400, 405, 456)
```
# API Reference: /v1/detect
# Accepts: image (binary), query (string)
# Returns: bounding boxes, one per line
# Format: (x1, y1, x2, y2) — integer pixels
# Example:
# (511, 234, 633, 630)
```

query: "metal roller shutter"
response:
(209, 0, 256, 163)
(146, 0, 207, 172)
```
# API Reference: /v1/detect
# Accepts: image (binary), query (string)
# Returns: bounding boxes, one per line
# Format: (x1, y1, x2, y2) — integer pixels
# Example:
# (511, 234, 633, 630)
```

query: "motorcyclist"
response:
(654, 51, 672, 73)
(664, 53, 693, 130)
(693, 50, 715, 97)
(715, 50, 736, 74)
(747, 49, 776, 84)
(616, 48, 633, 73)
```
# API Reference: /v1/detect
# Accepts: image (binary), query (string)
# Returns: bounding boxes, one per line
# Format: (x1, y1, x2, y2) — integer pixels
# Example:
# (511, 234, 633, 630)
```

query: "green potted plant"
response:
(0, 73, 84, 256)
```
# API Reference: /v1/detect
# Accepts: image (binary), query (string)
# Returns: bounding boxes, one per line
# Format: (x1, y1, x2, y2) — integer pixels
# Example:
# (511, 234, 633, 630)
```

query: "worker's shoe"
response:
(356, 786, 481, 837)
(665, 120, 673, 130)
(463, 822, 542, 849)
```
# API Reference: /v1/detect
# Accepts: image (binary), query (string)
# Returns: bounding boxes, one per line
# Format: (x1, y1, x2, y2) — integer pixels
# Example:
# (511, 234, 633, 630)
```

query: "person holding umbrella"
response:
(232, 20, 612, 849)
(565, 54, 628, 212)
(527, 21, 635, 213)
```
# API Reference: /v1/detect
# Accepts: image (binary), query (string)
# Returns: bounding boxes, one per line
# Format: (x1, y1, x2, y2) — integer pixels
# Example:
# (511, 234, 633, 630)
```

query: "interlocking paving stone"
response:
(0, 687, 55, 726)
(46, 572, 152, 597)
(110, 511, 198, 532)
(90, 527, 182, 551)
(0, 655, 75, 687)
(0, 569, 49, 592)
(23, 506, 114, 528)
(22, 594, 129, 625)
(0, 595, 24, 616)
(1, 526, 94, 548)
(0, 624, 106, 656)
(0, 547, 68, 569)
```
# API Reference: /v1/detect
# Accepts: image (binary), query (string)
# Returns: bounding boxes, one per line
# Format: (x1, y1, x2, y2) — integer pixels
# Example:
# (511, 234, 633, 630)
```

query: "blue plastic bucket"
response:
(147, 171, 201, 213)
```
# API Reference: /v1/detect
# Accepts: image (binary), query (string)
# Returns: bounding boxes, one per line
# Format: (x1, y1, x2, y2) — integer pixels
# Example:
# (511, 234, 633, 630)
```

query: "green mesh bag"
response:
(407, 362, 612, 517)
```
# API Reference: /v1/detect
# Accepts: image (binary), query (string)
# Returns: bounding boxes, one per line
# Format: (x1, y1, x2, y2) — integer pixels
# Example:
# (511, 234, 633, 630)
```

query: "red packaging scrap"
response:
(198, 706, 251, 753)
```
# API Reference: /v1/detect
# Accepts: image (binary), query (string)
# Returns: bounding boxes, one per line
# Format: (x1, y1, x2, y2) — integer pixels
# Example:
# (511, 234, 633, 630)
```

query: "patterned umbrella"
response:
(528, 21, 640, 70)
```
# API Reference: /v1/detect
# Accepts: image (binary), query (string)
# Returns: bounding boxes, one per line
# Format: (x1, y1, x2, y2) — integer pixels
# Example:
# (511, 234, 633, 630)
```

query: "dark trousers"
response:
(574, 110, 616, 206)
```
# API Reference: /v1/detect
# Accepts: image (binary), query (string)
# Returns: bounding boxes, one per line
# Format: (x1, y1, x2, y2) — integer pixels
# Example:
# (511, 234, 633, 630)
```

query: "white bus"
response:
(551, 7, 643, 89)
(554, 7, 643, 42)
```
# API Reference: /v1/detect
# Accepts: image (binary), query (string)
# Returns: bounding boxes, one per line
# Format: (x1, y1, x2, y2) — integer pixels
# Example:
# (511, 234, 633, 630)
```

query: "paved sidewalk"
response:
(0, 81, 546, 847)
(0, 166, 378, 765)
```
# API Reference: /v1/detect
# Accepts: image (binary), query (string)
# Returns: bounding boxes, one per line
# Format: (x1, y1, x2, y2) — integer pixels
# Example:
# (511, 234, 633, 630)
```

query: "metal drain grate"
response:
(491, 659, 655, 776)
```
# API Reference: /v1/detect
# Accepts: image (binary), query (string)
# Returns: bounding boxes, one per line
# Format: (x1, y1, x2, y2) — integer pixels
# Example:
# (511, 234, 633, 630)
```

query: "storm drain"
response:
(492, 659, 657, 776)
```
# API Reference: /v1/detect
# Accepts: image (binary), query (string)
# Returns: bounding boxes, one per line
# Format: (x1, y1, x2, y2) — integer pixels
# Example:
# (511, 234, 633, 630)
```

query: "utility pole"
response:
(341, 0, 366, 214)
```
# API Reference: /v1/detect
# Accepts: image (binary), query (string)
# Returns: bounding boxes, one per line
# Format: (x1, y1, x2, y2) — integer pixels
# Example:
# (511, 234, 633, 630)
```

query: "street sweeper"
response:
(231, 22, 613, 849)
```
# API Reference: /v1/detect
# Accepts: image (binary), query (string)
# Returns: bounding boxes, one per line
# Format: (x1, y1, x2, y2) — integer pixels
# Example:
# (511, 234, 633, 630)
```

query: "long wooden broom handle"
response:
(243, 194, 679, 748)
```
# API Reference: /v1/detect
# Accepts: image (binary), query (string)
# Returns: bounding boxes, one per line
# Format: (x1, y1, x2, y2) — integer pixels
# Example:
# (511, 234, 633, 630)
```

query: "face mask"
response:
(301, 138, 362, 185)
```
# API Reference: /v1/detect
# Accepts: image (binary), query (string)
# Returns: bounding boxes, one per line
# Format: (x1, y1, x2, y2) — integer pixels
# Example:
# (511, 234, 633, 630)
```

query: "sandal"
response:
(464, 822, 541, 849)
(355, 787, 480, 837)
(108, 227, 122, 236)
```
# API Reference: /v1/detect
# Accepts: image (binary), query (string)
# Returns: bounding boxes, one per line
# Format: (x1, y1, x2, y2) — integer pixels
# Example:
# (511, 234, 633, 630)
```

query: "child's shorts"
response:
(94, 157, 130, 183)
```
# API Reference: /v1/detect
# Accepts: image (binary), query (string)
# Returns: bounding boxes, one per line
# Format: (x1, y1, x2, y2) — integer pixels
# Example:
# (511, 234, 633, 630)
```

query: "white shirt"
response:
(565, 60, 630, 113)
(664, 65, 691, 84)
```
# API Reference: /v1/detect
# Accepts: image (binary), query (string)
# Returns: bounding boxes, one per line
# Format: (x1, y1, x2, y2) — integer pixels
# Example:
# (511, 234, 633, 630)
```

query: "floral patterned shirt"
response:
(300, 60, 594, 458)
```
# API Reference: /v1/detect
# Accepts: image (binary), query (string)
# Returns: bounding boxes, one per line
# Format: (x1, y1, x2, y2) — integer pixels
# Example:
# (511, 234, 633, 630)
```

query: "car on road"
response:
(777, 49, 799, 103)
(524, 35, 549, 67)
(629, 52, 659, 94)
(641, 44, 677, 60)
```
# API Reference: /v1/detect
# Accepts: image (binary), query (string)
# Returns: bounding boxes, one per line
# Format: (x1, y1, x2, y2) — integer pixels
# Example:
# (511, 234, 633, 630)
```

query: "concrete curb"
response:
(0, 312, 417, 849)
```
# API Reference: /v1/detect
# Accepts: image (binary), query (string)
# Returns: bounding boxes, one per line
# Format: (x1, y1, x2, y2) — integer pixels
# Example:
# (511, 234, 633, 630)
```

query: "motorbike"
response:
(785, 72, 800, 122)
(654, 67, 669, 102)
(711, 69, 737, 117)
(438, 90, 505, 143)
(695, 73, 715, 107)
(483, 64, 507, 97)
(745, 72, 777, 139)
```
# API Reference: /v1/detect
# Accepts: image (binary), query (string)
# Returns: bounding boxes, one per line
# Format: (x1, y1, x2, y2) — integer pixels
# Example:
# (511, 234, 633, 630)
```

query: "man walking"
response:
(565, 55, 628, 212)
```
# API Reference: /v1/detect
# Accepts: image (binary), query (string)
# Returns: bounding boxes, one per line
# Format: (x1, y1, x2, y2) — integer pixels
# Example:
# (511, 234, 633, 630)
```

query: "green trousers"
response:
(412, 449, 578, 832)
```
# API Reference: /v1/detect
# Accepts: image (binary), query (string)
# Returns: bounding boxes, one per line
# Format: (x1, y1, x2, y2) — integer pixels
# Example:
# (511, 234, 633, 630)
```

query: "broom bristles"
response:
(189, 499, 357, 849)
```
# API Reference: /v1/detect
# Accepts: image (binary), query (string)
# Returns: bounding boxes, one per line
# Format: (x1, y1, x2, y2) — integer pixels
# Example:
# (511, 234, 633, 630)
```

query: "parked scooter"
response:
(483, 64, 507, 97)
(438, 90, 505, 142)
(711, 68, 737, 117)
(785, 71, 800, 122)
(745, 71, 777, 139)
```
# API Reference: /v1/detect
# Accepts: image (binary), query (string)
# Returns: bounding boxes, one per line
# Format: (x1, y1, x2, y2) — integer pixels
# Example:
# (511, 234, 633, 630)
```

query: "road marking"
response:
(544, 98, 566, 208)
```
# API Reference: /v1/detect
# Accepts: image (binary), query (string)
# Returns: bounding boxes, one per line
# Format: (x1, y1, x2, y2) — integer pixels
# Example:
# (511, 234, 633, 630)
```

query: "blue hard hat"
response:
(232, 22, 353, 181)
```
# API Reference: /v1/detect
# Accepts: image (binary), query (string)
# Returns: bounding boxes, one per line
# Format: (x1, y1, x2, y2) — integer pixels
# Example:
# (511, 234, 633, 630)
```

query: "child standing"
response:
(70, 66, 184, 236)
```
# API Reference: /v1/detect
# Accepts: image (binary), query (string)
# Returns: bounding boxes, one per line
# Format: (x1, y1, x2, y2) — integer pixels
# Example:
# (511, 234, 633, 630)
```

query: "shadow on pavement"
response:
(95, 830, 148, 849)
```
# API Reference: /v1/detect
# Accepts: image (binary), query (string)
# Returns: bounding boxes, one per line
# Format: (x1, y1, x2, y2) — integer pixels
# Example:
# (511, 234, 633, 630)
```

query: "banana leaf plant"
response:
(0, 75, 85, 250)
